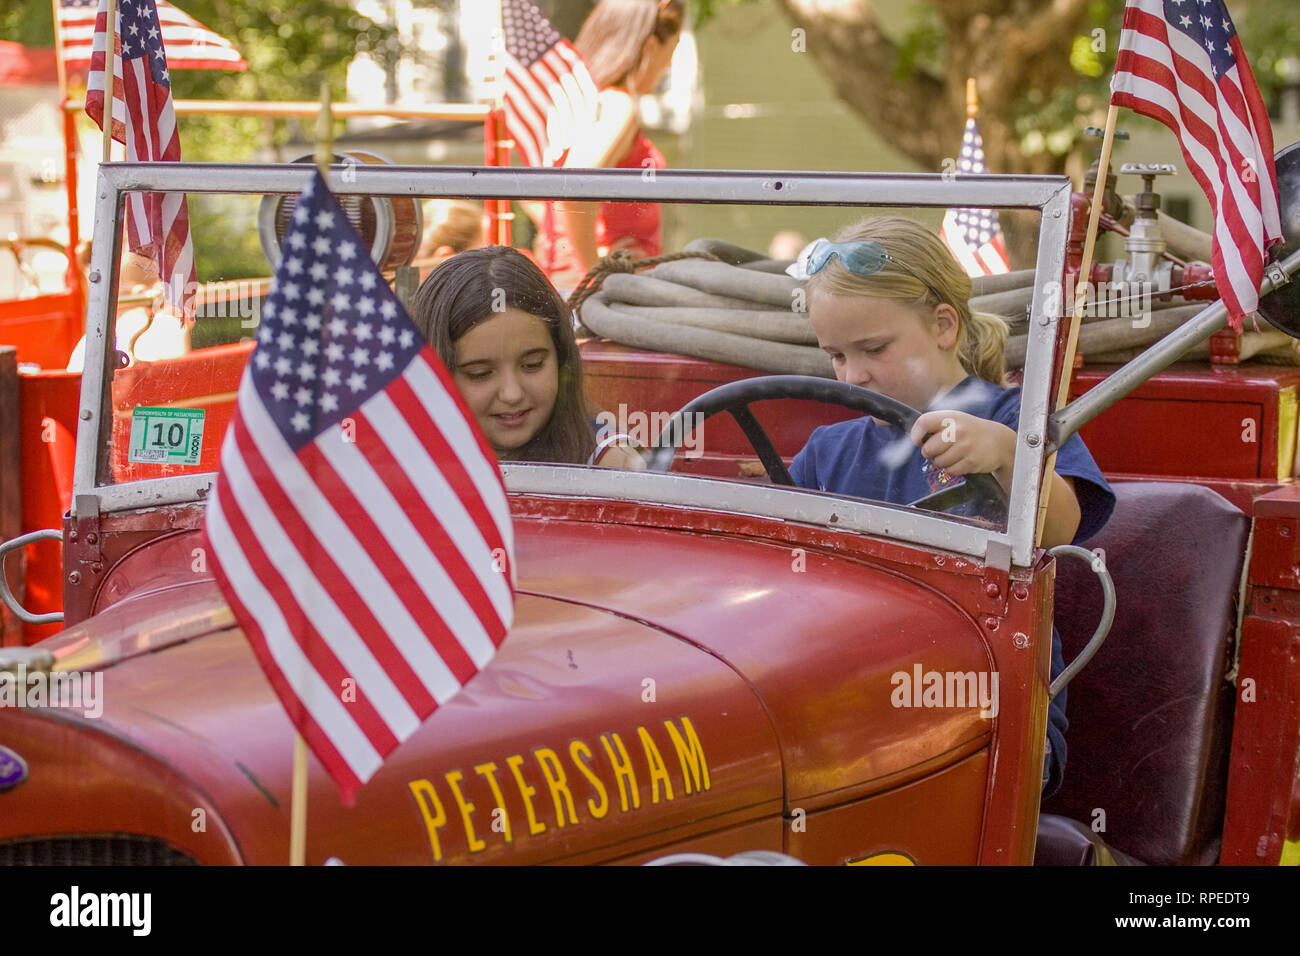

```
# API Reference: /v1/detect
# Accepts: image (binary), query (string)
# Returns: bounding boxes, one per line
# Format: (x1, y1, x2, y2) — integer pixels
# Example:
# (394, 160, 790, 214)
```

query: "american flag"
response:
(203, 172, 515, 803)
(85, 0, 197, 317)
(1111, 0, 1281, 330)
(498, 0, 600, 167)
(60, 0, 246, 72)
(940, 114, 1012, 276)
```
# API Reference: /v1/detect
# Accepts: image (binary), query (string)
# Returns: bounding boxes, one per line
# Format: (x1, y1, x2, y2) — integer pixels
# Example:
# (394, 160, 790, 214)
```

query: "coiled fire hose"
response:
(574, 237, 1300, 373)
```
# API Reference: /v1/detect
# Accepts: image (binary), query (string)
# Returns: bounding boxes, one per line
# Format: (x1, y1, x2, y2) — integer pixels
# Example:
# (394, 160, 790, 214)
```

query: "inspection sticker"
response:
(128, 407, 206, 465)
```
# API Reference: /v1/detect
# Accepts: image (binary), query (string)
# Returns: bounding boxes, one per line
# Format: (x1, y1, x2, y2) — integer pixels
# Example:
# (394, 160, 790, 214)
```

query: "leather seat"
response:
(1034, 813, 1142, 866)
(1042, 480, 1247, 866)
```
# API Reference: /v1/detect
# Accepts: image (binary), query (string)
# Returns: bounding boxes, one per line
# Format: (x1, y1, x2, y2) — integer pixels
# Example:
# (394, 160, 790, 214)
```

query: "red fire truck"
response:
(0, 154, 1297, 866)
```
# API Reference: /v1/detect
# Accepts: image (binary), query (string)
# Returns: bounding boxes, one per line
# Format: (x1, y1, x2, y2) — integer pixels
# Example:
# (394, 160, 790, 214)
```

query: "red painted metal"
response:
(0, 293, 83, 370)
(62, 105, 82, 310)
(483, 108, 511, 247)
(1069, 363, 1300, 481)
(107, 340, 252, 484)
(8, 488, 1055, 865)
(16, 370, 80, 643)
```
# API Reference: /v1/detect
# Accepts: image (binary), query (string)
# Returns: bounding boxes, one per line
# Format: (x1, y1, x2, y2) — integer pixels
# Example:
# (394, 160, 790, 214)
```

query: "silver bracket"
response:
(1264, 259, 1290, 290)
(978, 539, 1013, 616)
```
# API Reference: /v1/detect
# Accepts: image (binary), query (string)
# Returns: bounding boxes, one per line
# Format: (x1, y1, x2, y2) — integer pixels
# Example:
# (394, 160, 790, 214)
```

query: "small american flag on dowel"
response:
(940, 104, 1012, 277)
(203, 172, 515, 803)
(84, 0, 198, 317)
(60, 0, 247, 72)
(498, 0, 600, 167)
(1110, 0, 1281, 330)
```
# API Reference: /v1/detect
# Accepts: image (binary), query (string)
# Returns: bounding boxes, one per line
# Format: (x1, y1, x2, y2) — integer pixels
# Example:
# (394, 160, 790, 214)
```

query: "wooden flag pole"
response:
(101, 0, 118, 162)
(50, 0, 69, 104)
(51, 0, 82, 290)
(288, 82, 335, 868)
(1034, 103, 1120, 546)
(314, 82, 334, 177)
(289, 734, 308, 866)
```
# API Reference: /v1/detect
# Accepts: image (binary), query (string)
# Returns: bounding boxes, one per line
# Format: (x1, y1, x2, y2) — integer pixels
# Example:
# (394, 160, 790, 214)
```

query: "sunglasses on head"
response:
(787, 238, 946, 304)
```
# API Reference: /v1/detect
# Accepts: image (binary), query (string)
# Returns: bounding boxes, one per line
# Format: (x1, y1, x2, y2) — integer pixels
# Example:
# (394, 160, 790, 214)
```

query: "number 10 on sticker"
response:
(128, 407, 206, 466)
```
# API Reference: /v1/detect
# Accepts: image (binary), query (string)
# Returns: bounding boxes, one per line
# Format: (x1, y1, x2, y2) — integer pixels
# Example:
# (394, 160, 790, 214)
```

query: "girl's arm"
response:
(910, 410, 1082, 548)
(1039, 472, 1083, 549)
(554, 91, 640, 274)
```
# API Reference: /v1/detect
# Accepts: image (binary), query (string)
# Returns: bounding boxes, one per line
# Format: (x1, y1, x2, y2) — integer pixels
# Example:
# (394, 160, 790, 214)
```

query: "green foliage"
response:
(1010, 2, 1117, 161)
(1237, 1, 1300, 98)
(689, 0, 755, 29)
(894, 4, 945, 83)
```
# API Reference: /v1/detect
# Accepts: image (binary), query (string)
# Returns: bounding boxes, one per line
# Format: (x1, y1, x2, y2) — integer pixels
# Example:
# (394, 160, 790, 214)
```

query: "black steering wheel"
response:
(645, 375, 1009, 520)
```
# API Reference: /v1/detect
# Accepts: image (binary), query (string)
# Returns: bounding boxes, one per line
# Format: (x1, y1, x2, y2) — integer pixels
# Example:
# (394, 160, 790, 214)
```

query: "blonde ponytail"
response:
(960, 310, 1008, 387)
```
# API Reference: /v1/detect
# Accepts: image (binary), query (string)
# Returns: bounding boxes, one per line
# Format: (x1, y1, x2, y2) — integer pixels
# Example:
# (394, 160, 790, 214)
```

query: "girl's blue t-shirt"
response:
(789, 374, 1116, 543)
(788, 373, 1115, 799)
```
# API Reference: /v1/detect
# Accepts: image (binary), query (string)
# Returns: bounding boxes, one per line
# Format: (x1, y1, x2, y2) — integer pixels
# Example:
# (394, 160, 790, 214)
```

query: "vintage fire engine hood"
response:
(4, 512, 993, 864)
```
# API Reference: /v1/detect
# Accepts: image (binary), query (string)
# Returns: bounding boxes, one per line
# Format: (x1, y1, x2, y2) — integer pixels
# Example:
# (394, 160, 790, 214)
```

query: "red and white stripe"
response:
(60, 0, 246, 72)
(84, 0, 197, 317)
(502, 30, 598, 165)
(205, 354, 514, 800)
(940, 212, 1011, 277)
(1111, 0, 1281, 329)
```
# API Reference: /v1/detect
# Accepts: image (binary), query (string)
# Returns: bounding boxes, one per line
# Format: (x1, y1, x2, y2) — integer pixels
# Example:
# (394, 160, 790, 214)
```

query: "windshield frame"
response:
(76, 161, 1072, 567)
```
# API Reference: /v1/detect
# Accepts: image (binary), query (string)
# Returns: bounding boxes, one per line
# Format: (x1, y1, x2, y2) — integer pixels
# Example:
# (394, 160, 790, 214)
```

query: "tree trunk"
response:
(773, 0, 1092, 176)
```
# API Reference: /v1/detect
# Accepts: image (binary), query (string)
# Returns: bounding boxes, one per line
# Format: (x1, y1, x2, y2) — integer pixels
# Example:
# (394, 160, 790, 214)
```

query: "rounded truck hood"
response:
(512, 513, 998, 808)
(7, 578, 781, 865)
(8, 512, 995, 863)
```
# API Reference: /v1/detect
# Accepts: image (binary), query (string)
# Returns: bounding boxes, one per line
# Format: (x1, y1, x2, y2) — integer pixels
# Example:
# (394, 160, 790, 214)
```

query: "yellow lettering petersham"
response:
(569, 739, 609, 819)
(664, 717, 710, 794)
(474, 761, 512, 843)
(600, 732, 640, 812)
(445, 770, 486, 853)
(534, 747, 579, 827)
(506, 754, 547, 835)
(638, 725, 675, 804)
(408, 779, 448, 863)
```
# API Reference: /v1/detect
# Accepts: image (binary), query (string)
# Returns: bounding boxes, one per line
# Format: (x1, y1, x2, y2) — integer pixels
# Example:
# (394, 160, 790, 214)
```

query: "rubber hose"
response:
(1005, 304, 1206, 366)
(970, 287, 1035, 321)
(580, 298, 818, 345)
(602, 272, 777, 311)
(971, 269, 1037, 297)
(645, 259, 803, 308)
(682, 237, 769, 265)
(580, 292, 833, 377)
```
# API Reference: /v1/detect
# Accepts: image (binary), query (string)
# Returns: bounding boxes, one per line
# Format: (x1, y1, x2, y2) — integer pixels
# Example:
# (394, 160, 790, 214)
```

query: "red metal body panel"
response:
(1069, 364, 1300, 481)
(789, 751, 989, 865)
(0, 708, 245, 864)
(6, 490, 1057, 865)
(1221, 484, 1300, 863)
(0, 292, 82, 370)
(109, 341, 253, 483)
(15, 369, 80, 644)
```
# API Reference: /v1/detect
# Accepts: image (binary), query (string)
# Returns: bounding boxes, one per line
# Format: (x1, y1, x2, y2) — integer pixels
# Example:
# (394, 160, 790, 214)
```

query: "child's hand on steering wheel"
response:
(909, 410, 1016, 484)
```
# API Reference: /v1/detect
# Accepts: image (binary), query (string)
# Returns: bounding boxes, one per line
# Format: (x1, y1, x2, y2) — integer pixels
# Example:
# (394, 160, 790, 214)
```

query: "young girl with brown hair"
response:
(411, 246, 641, 468)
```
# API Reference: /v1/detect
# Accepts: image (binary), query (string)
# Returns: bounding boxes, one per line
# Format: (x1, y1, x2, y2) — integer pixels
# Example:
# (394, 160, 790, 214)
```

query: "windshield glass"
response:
(77, 165, 1070, 565)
